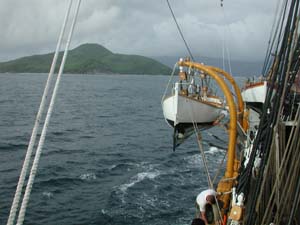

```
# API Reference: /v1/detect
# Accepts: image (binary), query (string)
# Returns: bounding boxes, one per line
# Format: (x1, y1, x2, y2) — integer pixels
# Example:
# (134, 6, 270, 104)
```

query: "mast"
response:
(236, 0, 300, 224)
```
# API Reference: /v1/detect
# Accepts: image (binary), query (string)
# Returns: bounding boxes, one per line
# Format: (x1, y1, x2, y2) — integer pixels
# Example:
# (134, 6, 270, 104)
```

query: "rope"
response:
(161, 63, 177, 105)
(15, 1, 81, 224)
(262, 0, 287, 76)
(212, 151, 227, 185)
(222, 17, 225, 72)
(242, 1, 300, 223)
(287, 162, 300, 225)
(185, 95, 214, 189)
(206, 131, 227, 143)
(6, 1, 73, 225)
(165, 0, 195, 61)
(225, 33, 232, 77)
(164, 1, 228, 218)
(221, 6, 233, 77)
(193, 124, 224, 223)
(218, 190, 232, 195)
(219, 176, 238, 182)
(180, 65, 226, 221)
(259, 105, 300, 224)
(196, 133, 224, 225)
(195, 130, 213, 188)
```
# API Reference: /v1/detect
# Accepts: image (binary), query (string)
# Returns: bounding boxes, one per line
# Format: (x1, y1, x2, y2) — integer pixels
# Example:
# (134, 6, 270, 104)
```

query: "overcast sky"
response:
(0, 0, 279, 62)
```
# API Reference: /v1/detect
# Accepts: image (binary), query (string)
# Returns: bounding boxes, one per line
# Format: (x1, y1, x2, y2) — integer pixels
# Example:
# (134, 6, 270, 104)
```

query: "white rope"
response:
(161, 63, 177, 105)
(225, 35, 232, 77)
(15, 1, 81, 224)
(187, 71, 225, 222)
(194, 125, 224, 223)
(194, 129, 213, 188)
(186, 72, 224, 190)
(222, 14, 225, 72)
(221, 6, 234, 101)
(222, 6, 232, 76)
(183, 68, 221, 189)
(212, 150, 227, 185)
(6, 1, 73, 225)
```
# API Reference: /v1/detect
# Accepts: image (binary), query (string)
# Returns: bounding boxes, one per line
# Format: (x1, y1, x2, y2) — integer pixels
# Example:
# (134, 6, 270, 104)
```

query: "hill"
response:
(0, 43, 172, 75)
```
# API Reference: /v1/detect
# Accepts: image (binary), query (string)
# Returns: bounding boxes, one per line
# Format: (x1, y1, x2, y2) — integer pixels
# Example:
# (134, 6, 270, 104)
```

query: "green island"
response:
(0, 43, 172, 75)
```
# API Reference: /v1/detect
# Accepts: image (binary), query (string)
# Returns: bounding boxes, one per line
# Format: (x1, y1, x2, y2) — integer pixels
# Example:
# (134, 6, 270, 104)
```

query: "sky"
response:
(0, 0, 279, 62)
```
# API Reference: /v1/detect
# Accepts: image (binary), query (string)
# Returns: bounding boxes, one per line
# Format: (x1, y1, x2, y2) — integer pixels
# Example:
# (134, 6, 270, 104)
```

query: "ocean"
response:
(0, 73, 230, 225)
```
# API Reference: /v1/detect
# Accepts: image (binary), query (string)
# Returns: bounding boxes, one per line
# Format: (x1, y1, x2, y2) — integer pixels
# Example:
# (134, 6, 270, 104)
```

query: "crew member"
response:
(195, 189, 217, 225)
(191, 218, 205, 225)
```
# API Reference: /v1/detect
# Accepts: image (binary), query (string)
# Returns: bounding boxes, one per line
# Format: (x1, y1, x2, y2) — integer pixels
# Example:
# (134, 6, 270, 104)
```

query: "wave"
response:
(43, 148, 85, 157)
(204, 147, 226, 159)
(205, 146, 222, 155)
(79, 135, 95, 139)
(42, 191, 53, 199)
(51, 131, 64, 136)
(183, 154, 202, 168)
(35, 177, 81, 187)
(0, 143, 27, 151)
(108, 162, 139, 171)
(79, 173, 97, 181)
(0, 99, 14, 104)
(119, 171, 160, 193)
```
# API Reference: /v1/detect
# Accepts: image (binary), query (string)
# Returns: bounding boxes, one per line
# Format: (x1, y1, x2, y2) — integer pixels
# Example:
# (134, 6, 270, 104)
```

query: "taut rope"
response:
(7, 1, 81, 225)
(6, 1, 73, 225)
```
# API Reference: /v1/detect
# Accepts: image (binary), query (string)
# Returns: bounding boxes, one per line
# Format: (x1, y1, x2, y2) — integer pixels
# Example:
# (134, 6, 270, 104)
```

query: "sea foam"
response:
(79, 173, 97, 181)
(119, 171, 160, 193)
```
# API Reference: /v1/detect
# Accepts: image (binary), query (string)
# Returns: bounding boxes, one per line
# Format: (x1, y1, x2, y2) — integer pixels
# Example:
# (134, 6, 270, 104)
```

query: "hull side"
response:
(241, 81, 267, 104)
(162, 94, 223, 127)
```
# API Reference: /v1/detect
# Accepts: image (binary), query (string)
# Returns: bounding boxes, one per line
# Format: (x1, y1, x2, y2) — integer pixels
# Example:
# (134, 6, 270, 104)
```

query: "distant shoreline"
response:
(0, 43, 172, 75)
(0, 72, 169, 76)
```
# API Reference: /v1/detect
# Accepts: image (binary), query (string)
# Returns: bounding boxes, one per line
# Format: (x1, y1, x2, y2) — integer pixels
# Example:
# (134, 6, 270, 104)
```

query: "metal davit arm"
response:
(178, 60, 237, 178)
(178, 59, 238, 213)
(206, 66, 245, 128)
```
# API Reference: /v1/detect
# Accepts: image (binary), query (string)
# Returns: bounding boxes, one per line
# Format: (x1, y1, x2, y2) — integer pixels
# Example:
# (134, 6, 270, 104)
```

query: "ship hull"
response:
(162, 94, 223, 128)
(241, 81, 267, 104)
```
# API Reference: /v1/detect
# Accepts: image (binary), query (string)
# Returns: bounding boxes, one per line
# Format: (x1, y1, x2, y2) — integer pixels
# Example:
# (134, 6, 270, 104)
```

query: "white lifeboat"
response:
(241, 80, 268, 104)
(162, 82, 224, 129)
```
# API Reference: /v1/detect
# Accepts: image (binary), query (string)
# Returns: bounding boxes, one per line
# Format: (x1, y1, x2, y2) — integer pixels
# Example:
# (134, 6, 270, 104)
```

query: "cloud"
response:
(0, 0, 278, 62)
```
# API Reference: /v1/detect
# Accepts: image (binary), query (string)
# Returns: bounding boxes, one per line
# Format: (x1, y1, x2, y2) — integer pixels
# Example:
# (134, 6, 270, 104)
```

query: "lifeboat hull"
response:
(162, 94, 223, 128)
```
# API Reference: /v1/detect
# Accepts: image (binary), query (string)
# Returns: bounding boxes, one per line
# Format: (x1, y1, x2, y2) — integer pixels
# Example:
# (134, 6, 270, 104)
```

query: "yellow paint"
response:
(242, 109, 249, 132)
(207, 66, 245, 130)
(178, 59, 238, 212)
(217, 179, 234, 210)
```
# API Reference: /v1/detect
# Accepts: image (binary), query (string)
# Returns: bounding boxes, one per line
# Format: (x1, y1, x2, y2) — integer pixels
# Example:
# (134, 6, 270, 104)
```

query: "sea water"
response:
(0, 73, 232, 225)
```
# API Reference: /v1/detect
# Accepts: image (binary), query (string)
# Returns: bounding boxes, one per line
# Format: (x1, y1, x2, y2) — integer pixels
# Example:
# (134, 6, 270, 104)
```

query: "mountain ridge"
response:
(153, 55, 264, 77)
(0, 43, 172, 75)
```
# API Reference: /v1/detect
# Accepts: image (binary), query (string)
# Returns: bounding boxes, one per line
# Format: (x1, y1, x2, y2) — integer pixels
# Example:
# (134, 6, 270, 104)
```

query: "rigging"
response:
(165, 0, 195, 61)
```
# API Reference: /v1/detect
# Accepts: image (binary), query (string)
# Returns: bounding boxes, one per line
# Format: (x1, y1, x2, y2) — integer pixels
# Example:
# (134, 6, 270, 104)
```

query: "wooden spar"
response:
(178, 59, 237, 179)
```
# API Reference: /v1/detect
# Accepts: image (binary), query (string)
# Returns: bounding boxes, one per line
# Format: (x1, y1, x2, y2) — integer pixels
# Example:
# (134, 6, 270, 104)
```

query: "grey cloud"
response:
(0, 0, 277, 62)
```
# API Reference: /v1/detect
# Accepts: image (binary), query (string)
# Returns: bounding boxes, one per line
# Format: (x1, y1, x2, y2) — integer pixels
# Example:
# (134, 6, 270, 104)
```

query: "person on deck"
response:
(191, 218, 205, 225)
(195, 189, 217, 225)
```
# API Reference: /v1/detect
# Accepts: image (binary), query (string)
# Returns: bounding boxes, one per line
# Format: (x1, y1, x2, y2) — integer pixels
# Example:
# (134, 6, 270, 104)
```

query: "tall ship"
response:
(162, 0, 300, 224)
(3, 1, 300, 225)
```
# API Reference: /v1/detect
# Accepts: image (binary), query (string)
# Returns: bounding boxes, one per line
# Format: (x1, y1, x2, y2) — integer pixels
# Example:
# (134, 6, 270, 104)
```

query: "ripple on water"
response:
(0, 74, 233, 225)
(42, 191, 54, 199)
(205, 146, 224, 155)
(79, 173, 97, 181)
(119, 170, 161, 193)
(183, 154, 202, 168)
